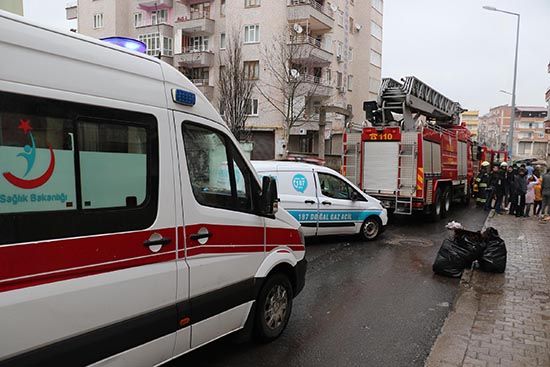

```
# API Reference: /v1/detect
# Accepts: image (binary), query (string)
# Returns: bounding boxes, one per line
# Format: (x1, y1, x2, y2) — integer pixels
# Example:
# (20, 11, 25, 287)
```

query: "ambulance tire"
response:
(254, 273, 293, 343)
(441, 188, 451, 219)
(360, 216, 381, 241)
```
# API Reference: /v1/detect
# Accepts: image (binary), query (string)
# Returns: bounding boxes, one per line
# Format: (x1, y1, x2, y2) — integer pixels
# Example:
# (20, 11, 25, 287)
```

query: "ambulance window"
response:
(0, 111, 77, 214)
(77, 120, 148, 209)
(182, 123, 257, 213)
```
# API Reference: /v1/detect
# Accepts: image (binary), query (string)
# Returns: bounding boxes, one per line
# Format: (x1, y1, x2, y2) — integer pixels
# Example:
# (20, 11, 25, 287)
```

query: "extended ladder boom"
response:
(367, 76, 464, 130)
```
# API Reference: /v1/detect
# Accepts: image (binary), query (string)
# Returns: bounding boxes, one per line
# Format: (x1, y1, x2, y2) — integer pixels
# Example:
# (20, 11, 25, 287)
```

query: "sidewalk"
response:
(426, 213, 550, 367)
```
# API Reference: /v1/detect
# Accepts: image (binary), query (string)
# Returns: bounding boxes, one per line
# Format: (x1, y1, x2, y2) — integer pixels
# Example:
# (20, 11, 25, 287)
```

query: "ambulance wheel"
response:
(360, 217, 381, 241)
(441, 188, 451, 219)
(254, 273, 293, 343)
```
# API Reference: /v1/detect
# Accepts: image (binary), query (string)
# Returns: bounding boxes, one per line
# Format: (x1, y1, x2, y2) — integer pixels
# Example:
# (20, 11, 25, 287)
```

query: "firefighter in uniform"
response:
(475, 161, 491, 207)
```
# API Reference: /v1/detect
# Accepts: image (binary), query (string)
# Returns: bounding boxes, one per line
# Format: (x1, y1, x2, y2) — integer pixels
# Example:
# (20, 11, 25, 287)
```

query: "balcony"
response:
(65, 3, 77, 20)
(297, 74, 333, 97)
(138, 0, 173, 11)
(174, 47, 214, 67)
(287, 0, 334, 31)
(191, 79, 214, 100)
(289, 35, 333, 65)
(135, 22, 173, 36)
(175, 13, 215, 36)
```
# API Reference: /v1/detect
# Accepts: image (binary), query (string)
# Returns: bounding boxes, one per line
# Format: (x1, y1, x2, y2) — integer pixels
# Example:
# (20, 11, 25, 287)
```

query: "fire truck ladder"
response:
(377, 76, 464, 131)
(395, 139, 417, 215)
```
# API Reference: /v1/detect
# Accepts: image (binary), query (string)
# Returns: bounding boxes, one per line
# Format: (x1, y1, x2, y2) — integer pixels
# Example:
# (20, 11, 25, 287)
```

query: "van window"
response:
(0, 91, 159, 245)
(182, 122, 258, 213)
(318, 172, 363, 201)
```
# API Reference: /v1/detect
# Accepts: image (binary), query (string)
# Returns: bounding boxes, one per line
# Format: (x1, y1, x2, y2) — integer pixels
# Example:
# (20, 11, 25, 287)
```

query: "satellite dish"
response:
(290, 69, 300, 78)
(330, 3, 338, 12)
(355, 24, 362, 31)
(293, 23, 303, 34)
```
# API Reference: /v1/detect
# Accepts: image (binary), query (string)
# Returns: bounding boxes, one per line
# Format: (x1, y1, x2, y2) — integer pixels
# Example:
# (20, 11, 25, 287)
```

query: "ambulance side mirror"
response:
(260, 176, 278, 217)
(350, 191, 359, 201)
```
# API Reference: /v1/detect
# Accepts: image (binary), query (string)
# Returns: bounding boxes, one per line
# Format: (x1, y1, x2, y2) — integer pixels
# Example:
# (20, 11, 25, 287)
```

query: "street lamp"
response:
(483, 5, 520, 160)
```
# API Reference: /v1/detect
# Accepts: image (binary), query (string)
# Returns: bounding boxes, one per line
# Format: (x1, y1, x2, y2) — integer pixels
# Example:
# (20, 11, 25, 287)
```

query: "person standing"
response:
(514, 169, 527, 217)
(525, 175, 539, 217)
(506, 165, 516, 214)
(541, 168, 550, 217)
(476, 161, 491, 208)
(534, 172, 543, 216)
(489, 164, 505, 213)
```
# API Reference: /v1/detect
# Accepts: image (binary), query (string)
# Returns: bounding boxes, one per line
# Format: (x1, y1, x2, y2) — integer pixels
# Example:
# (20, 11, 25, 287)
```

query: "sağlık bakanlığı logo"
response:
(3, 119, 56, 189)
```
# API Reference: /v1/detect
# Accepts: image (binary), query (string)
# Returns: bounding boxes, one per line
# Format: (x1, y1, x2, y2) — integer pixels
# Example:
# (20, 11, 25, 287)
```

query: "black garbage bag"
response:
(479, 227, 507, 273)
(433, 229, 486, 278)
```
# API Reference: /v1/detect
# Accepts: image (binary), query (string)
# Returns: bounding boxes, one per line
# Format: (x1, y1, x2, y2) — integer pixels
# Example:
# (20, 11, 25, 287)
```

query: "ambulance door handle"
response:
(304, 200, 316, 204)
(322, 201, 332, 206)
(190, 233, 212, 241)
(143, 237, 171, 247)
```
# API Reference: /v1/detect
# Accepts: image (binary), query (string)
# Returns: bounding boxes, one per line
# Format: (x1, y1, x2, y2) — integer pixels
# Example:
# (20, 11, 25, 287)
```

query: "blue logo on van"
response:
(292, 174, 308, 193)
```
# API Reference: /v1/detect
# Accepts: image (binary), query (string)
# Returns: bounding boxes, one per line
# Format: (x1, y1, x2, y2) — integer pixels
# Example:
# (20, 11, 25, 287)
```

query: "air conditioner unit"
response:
(336, 53, 342, 60)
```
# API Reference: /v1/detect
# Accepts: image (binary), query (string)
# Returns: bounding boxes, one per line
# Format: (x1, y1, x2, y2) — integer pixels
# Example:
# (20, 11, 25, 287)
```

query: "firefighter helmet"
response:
(481, 161, 490, 167)
(500, 162, 508, 167)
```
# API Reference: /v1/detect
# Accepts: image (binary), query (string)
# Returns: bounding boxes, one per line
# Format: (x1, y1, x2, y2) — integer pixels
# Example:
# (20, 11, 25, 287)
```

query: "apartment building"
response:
(66, 0, 383, 160)
(460, 110, 479, 142)
(478, 104, 548, 160)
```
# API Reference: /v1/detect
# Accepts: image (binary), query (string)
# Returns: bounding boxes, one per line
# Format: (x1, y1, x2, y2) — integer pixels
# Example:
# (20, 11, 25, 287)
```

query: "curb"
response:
(424, 214, 492, 367)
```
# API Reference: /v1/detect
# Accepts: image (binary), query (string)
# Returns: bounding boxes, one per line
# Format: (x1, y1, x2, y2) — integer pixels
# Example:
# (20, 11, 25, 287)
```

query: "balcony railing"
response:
(300, 74, 331, 87)
(288, 0, 333, 18)
(190, 78, 210, 86)
(175, 12, 212, 22)
(182, 45, 212, 53)
(291, 35, 331, 53)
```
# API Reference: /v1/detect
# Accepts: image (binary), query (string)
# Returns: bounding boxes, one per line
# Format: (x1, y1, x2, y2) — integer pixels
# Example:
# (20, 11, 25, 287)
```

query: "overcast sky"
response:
(22, 0, 550, 115)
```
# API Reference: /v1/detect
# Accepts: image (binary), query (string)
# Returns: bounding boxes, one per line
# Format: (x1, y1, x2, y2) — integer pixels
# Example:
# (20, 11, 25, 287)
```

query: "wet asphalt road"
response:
(171, 204, 487, 367)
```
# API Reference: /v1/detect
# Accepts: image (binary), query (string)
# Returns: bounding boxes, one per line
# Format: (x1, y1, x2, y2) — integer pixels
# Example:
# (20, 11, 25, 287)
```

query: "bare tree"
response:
(217, 28, 254, 142)
(258, 28, 329, 156)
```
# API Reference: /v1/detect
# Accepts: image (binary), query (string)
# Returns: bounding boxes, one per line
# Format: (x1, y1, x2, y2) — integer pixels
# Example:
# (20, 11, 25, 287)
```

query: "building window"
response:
(338, 11, 344, 27)
(348, 47, 353, 61)
(221, 0, 226, 17)
(349, 17, 354, 33)
(186, 36, 210, 52)
(369, 77, 380, 93)
(370, 50, 382, 67)
(186, 67, 210, 84)
(245, 98, 259, 116)
(134, 13, 142, 27)
(244, 61, 260, 80)
(190, 2, 210, 19)
(347, 75, 353, 91)
(371, 21, 382, 40)
(244, 25, 260, 43)
(245, 0, 260, 7)
(372, 0, 383, 13)
(220, 33, 226, 49)
(93, 13, 103, 29)
(151, 9, 168, 24)
(325, 68, 332, 84)
(336, 41, 343, 59)
(336, 71, 343, 89)
(139, 33, 173, 56)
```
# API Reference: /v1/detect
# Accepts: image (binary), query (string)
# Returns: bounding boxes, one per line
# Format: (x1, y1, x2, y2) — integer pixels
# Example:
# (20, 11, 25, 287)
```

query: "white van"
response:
(0, 12, 306, 366)
(252, 161, 388, 240)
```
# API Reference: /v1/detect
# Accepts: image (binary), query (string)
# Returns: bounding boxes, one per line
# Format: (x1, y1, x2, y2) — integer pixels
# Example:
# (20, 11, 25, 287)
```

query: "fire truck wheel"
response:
(441, 188, 451, 218)
(428, 189, 443, 222)
(360, 217, 381, 241)
(254, 273, 293, 343)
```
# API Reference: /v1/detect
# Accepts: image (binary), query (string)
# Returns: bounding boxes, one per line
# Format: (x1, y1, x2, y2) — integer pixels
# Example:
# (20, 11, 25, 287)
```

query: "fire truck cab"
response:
(361, 77, 474, 221)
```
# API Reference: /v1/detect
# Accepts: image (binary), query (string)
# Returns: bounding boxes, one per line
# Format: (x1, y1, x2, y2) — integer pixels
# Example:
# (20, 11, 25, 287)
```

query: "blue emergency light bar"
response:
(172, 89, 196, 106)
(100, 37, 147, 53)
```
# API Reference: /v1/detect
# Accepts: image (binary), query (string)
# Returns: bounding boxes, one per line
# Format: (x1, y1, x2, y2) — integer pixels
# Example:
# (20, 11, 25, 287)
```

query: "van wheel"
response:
(360, 217, 381, 241)
(254, 273, 293, 343)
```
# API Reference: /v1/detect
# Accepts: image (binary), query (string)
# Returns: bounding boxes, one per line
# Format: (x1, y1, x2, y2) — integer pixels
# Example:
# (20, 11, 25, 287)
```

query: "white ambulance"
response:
(252, 161, 388, 240)
(0, 11, 306, 366)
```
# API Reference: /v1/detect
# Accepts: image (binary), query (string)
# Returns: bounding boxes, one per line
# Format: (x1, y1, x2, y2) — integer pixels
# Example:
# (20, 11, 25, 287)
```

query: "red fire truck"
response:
(360, 77, 475, 220)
